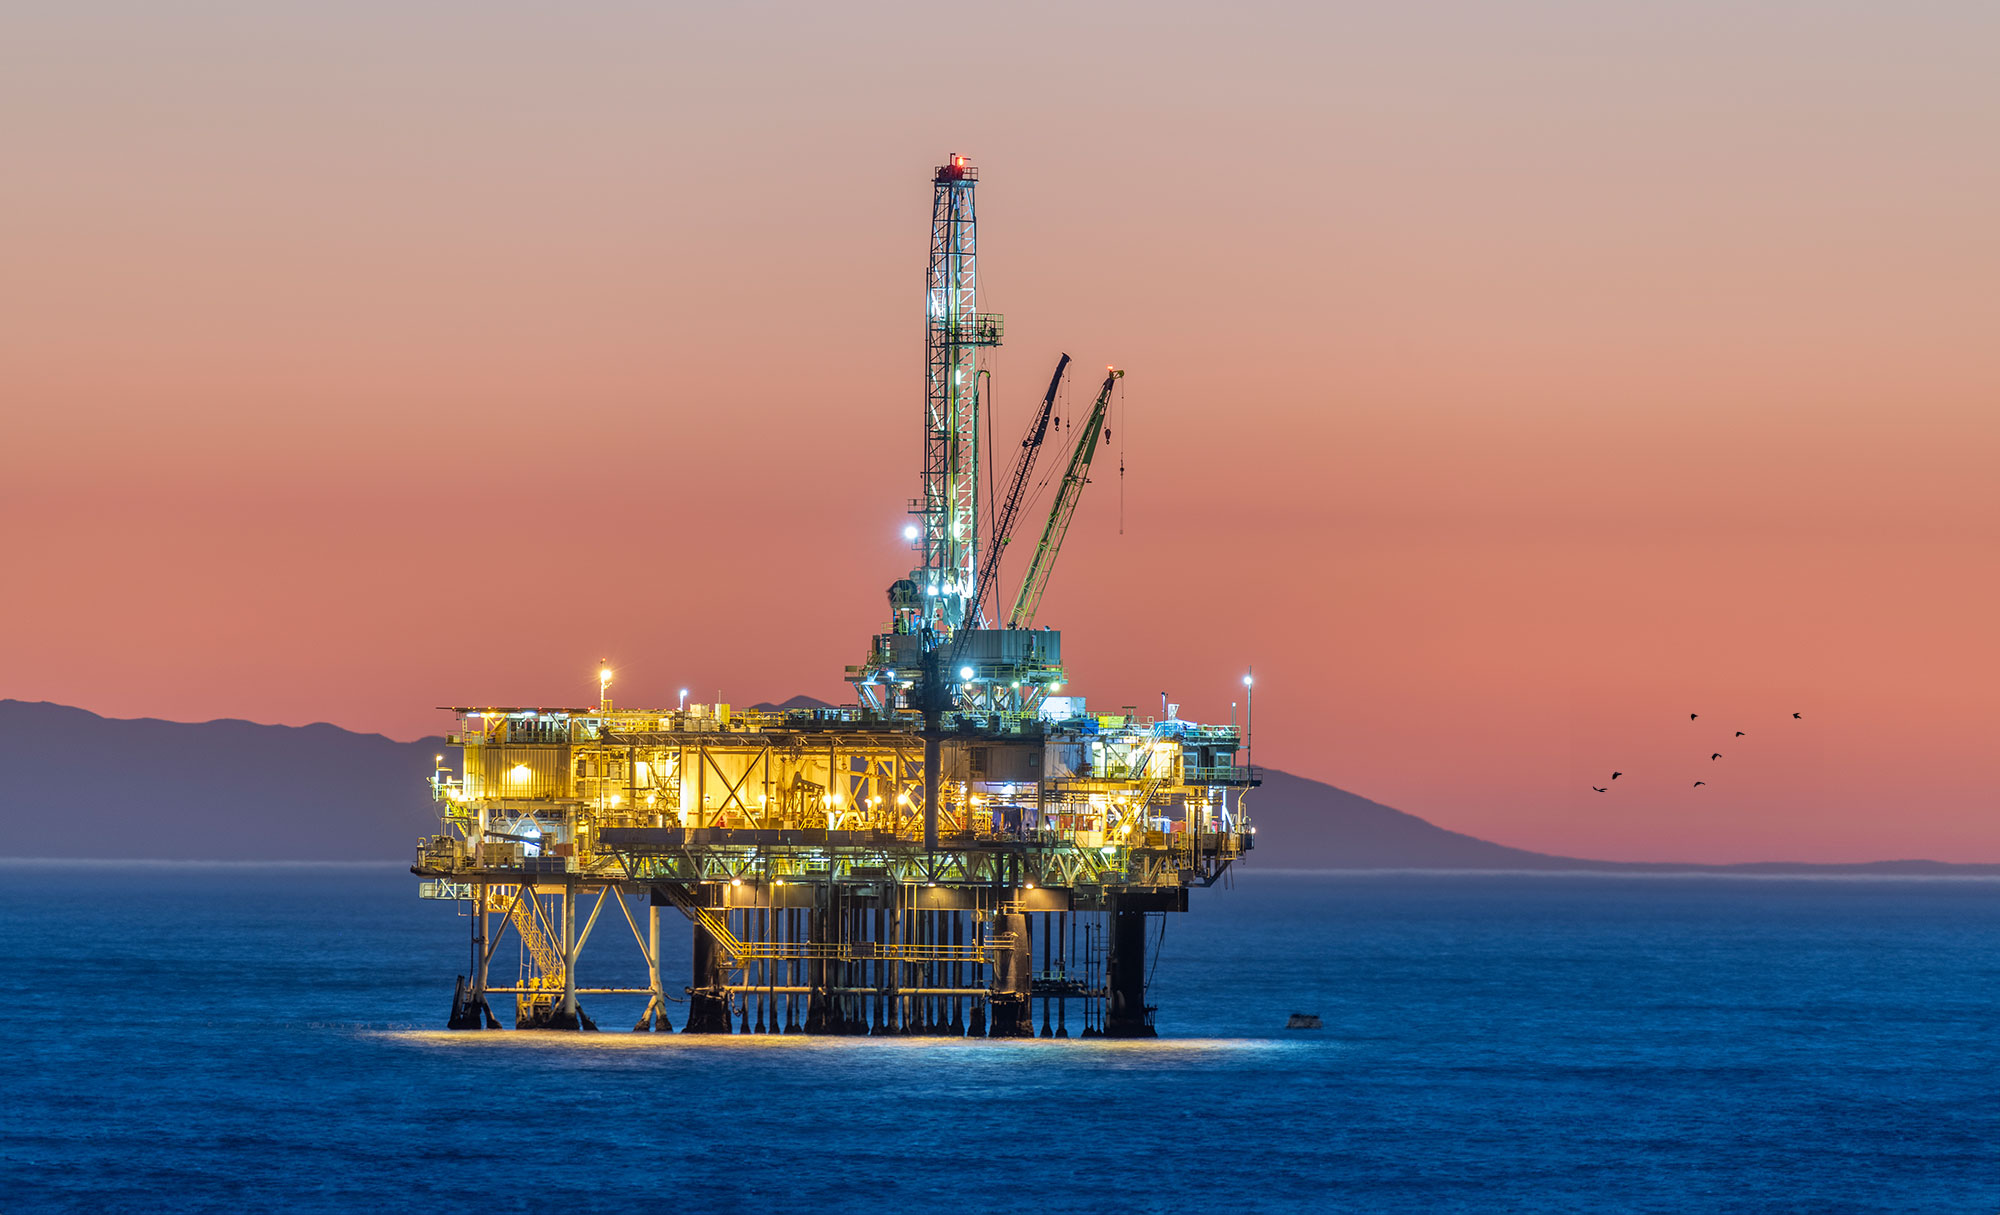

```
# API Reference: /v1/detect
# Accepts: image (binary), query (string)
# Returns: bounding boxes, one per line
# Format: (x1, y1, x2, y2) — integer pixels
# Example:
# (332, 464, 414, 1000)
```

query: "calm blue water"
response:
(3, 865, 1995, 1212)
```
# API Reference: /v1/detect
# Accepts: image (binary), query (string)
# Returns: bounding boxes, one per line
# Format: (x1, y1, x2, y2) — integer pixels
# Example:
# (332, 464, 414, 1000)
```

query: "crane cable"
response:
(1017, 373, 1069, 528)
(982, 366, 996, 620)
(1117, 375, 1126, 535)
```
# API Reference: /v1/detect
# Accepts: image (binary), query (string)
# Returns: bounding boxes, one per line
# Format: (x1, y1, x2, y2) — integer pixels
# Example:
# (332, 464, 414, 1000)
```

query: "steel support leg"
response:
(684, 914, 732, 1034)
(635, 898, 672, 1031)
(987, 910, 1034, 1037)
(1105, 903, 1157, 1039)
(448, 887, 498, 1029)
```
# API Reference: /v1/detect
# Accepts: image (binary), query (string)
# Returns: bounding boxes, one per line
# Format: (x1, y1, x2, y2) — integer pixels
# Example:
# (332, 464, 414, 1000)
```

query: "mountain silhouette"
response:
(1245, 769, 1586, 870)
(1242, 770, 1992, 873)
(0, 699, 1987, 874)
(748, 695, 839, 711)
(0, 699, 441, 861)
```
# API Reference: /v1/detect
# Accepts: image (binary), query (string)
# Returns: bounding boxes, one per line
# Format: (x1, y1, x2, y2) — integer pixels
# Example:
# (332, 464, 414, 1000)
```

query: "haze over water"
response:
(7, 865, 1993, 1211)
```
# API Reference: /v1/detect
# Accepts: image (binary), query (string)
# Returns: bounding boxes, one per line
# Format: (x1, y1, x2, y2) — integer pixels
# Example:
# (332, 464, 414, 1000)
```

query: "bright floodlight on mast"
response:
(920, 153, 1003, 637)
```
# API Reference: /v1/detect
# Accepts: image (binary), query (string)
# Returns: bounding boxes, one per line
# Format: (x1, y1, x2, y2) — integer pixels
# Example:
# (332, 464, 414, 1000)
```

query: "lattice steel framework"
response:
(920, 155, 1002, 631)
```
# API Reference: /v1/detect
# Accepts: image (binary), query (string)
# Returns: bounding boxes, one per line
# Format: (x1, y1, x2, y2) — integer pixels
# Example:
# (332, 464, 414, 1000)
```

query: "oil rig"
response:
(414, 155, 1258, 1037)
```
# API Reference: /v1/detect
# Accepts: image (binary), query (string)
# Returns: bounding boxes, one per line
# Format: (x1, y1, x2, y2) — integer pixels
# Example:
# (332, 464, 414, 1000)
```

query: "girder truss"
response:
(922, 159, 1002, 628)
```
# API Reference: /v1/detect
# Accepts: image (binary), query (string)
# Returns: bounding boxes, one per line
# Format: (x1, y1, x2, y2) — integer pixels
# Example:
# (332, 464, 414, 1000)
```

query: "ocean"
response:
(3, 864, 1994, 1212)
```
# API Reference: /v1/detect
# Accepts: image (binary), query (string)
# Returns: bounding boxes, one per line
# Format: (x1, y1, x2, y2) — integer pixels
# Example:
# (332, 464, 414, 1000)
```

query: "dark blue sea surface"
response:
(3, 865, 1995, 1212)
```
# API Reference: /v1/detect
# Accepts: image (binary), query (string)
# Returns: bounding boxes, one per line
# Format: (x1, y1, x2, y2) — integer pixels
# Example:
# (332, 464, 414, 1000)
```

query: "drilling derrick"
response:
(413, 154, 1259, 1041)
(920, 153, 1003, 634)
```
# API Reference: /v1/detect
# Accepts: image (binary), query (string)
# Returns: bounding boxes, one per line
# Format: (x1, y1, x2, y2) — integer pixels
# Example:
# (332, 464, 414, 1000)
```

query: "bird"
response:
(1693, 781, 1706, 787)
(1735, 731, 1746, 737)
(1611, 772, 1623, 780)
(1711, 753, 1722, 761)
(1792, 712, 1802, 719)
(1690, 713, 1698, 721)
(1592, 786, 1607, 793)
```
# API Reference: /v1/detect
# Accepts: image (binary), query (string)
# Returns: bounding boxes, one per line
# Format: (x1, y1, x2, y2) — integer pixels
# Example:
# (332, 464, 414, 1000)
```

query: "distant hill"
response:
(1245, 769, 1587, 870)
(747, 695, 838, 712)
(1243, 768, 2000, 875)
(0, 699, 1990, 873)
(0, 700, 441, 861)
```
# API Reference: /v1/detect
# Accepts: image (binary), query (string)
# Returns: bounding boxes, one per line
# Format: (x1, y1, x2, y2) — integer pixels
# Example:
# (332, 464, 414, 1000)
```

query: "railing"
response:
(655, 882, 1006, 965)
(1181, 764, 1262, 785)
(416, 835, 465, 870)
(934, 313, 1004, 345)
(1176, 724, 1245, 743)
(501, 721, 571, 745)
(727, 939, 997, 964)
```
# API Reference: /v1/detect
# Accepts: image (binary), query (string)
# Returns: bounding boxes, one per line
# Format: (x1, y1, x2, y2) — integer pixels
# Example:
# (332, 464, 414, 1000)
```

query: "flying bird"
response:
(1690, 713, 1698, 721)
(1711, 753, 1722, 761)
(1693, 781, 1706, 787)
(1735, 731, 1745, 737)
(1792, 713, 1802, 719)
(1592, 786, 1607, 793)
(1611, 772, 1623, 780)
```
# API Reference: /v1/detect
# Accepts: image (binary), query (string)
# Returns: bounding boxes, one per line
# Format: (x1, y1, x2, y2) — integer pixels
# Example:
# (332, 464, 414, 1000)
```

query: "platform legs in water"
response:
(446, 975, 500, 1030)
(683, 923, 733, 1034)
(987, 911, 1035, 1037)
(445, 883, 1162, 1037)
(1105, 905, 1158, 1039)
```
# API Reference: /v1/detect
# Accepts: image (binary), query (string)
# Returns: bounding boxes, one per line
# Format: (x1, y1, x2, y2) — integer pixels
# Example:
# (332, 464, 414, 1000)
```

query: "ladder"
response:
(507, 891, 565, 997)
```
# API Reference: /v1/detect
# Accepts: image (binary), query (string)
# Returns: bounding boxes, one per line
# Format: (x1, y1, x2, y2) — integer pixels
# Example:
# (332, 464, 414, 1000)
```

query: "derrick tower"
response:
(918, 154, 1002, 631)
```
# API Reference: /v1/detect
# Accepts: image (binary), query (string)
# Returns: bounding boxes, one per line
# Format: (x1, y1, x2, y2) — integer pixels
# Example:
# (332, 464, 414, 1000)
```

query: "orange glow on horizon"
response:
(3, 2, 1996, 864)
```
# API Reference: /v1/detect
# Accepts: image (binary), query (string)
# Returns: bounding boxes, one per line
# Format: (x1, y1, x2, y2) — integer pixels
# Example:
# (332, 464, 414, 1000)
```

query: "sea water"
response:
(3, 864, 1994, 1212)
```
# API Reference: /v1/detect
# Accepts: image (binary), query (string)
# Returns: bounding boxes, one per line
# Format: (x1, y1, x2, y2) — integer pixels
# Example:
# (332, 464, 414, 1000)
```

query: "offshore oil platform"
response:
(413, 155, 1259, 1037)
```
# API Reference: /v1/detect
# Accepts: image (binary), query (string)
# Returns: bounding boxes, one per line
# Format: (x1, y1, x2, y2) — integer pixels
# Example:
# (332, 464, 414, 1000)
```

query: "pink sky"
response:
(4, 2, 1996, 863)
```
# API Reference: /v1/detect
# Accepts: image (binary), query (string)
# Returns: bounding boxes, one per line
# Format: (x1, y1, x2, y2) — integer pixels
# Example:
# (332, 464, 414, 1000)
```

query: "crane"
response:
(912, 354, 1074, 856)
(957, 353, 1070, 635)
(1006, 368, 1122, 630)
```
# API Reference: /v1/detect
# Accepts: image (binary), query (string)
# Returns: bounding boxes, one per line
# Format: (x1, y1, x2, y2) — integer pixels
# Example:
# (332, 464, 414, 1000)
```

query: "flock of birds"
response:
(1592, 712, 1804, 793)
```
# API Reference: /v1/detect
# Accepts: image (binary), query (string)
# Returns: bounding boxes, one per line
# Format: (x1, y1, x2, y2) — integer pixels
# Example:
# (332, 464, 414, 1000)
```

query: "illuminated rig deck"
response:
(417, 696, 1255, 1035)
(413, 153, 1258, 1036)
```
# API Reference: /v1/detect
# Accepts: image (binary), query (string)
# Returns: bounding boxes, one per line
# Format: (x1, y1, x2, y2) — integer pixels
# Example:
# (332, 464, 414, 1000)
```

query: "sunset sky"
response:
(5, 1, 1996, 863)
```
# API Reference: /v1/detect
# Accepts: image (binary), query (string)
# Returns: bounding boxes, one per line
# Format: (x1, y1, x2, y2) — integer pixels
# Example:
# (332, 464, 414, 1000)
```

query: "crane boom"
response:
(958, 354, 1070, 634)
(1006, 368, 1122, 630)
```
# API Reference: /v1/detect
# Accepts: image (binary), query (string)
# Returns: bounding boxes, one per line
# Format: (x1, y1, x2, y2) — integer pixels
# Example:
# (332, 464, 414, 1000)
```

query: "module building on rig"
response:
(414, 155, 1258, 1037)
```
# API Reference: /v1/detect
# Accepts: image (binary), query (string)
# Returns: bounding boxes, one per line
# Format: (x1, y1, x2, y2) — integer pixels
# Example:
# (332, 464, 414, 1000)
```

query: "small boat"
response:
(1285, 1013, 1322, 1030)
